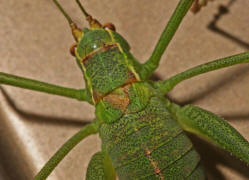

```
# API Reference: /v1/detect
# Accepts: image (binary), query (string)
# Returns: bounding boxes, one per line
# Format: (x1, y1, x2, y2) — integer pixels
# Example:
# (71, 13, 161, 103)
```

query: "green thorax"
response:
(95, 82, 154, 124)
(75, 28, 140, 104)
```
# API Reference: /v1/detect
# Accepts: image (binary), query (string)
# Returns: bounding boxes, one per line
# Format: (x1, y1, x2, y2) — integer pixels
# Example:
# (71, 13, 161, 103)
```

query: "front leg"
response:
(139, 0, 195, 80)
(0, 72, 92, 103)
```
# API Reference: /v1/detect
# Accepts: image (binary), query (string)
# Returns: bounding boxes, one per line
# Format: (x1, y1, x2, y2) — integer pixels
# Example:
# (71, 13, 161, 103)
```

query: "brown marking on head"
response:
(70, 43, 77, 56)
(103, 44, 116, 50)
(103, 23, 116, 31)
(82, 55, 90, 64)
(82, 43, 118, 64)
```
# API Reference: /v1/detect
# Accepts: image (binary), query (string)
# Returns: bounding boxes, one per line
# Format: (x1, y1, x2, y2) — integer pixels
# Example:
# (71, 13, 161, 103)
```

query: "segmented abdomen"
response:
(99, 97, 205, 180)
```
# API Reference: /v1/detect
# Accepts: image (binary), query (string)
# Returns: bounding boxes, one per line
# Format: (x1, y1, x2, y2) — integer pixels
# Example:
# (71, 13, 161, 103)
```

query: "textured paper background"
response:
(0, 0, 249, 179)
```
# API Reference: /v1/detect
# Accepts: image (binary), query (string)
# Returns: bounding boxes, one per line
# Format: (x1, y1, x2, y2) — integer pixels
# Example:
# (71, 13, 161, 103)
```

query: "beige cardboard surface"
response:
(0, 0, 249, 179)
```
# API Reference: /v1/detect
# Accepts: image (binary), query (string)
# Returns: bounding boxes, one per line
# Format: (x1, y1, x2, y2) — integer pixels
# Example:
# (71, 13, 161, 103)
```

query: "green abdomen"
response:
(99, 97, 205, 180)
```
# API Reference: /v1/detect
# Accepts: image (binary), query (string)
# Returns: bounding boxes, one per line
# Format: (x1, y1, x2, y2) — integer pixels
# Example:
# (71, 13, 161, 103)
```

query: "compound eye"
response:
(103, 23, 116, 31)
(70, 43, 77, 56)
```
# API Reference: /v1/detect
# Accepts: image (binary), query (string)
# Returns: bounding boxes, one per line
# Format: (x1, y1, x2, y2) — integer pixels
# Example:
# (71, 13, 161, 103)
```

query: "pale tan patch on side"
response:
(93, 77, 136, 105)
(144, 148, 164, 180)
(102, 84, 131, 112)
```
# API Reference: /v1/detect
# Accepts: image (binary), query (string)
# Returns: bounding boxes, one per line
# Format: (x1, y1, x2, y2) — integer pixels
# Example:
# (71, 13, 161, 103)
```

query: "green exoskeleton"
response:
(0, 0, 249, 179)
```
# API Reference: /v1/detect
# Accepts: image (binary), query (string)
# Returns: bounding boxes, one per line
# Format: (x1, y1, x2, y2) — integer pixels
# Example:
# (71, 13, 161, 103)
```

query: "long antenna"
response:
(75, 0, 90, 18)
(75, 0, 102, 28)
(52, 0, 102, 40)
(53, 0, 82, 41)
(53, 0, 73, 25)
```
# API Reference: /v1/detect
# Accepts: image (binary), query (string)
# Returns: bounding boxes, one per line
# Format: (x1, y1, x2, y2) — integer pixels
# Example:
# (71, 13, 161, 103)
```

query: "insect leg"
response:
(154, 51, 249, 94)
(86, 151, 116, 180)
(0, 72, 92, 103)
(34, 121, 99, 180)
(139, 0, 195, 80)
(170, 103, 249, 164)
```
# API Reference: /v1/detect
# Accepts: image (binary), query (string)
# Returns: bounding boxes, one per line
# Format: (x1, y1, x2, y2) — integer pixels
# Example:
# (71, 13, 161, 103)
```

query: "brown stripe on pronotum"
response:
(82, 43, 118, 64)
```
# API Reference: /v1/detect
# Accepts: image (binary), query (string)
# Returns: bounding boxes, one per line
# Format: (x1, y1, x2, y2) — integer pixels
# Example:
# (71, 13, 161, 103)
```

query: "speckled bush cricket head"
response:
(53, 0, 137, 104)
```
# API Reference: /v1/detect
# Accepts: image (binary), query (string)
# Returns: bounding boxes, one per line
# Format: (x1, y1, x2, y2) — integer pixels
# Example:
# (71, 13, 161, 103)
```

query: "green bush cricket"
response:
(0, 0, 249, 179)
